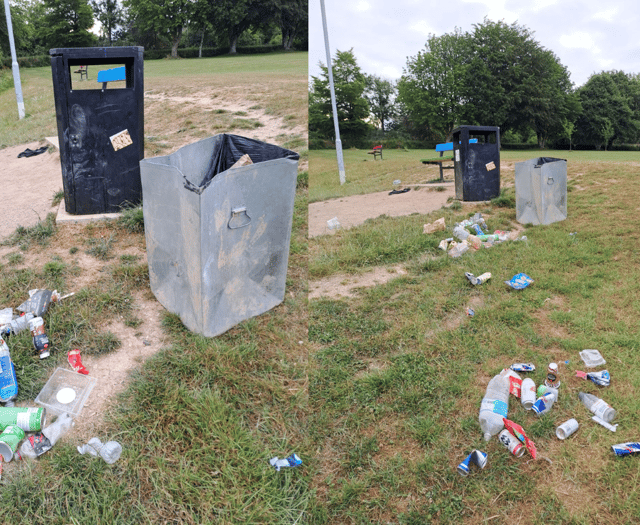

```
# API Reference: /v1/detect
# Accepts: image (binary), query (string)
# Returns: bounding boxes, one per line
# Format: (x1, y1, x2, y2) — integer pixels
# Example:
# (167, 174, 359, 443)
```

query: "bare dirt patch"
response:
(309, 184, 456, 238)
(309, 264, 408, 300)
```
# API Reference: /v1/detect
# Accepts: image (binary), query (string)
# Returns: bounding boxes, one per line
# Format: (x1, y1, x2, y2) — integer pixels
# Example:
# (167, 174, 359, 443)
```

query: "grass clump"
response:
(2, 213, 56, 248)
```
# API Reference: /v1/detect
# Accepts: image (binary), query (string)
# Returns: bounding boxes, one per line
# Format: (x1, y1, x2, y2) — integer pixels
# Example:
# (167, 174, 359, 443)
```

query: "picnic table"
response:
(420, 139, 477, 182)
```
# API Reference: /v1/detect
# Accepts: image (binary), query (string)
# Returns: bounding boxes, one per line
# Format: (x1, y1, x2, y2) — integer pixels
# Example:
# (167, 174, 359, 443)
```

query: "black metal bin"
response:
(452, 125, 500, 202)
(49, 47, 144, 214)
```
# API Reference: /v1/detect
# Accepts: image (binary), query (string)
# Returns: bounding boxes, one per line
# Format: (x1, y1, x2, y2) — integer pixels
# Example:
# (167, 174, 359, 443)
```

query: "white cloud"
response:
(559, 31, 600, 52)
(353, 0, 372, 12)
(591, 7, 618, 22)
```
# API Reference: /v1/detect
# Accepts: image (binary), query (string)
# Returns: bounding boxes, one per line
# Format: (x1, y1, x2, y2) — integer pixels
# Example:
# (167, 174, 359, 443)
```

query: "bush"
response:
(1, 55, 50, 68)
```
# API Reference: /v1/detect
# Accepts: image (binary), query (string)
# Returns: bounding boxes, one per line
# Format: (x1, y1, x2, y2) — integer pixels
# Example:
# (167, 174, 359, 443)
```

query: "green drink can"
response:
(0, 407, 46, 432)
(0, 425, 25, 462)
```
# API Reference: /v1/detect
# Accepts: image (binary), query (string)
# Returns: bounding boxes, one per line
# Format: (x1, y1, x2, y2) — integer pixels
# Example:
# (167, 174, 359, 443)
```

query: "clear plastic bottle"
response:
(579, 392, 616, 423)
(479, 373, 510, 441)
(78, 438, 122, 464)
(453, 225, 470, 241)
(16, 413, 74, 459)
(0, 337, 18, 404)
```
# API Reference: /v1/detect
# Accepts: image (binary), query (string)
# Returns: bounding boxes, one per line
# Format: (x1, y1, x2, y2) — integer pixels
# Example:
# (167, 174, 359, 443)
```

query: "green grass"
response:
(308, 152, 640, 523)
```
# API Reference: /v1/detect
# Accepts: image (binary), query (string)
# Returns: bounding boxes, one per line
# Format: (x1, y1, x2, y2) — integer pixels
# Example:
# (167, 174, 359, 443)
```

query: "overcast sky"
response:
(309, 0, 640, 89)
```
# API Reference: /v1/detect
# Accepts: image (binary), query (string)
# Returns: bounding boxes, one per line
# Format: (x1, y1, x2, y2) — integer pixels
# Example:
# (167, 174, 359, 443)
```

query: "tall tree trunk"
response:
(229, 31, 239, 54)
(199, 31, 204, 58)
(171, 27, 182, 58)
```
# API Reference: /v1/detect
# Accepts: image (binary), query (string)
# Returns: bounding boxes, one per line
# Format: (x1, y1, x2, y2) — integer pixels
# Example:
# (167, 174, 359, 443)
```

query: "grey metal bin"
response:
(140, 134, 299, 337)
(515, 157, 567, 225)
(452, 125, 501, 201)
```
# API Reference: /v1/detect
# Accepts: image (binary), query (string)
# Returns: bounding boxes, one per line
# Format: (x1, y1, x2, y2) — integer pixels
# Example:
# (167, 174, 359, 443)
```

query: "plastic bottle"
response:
(7, 313, 35, 335)
(78, 438, 122, 464)
(579, 392, 616, 423)
(15, 413, 74, 459)
(0, 337, 18, 405)
(479, 373, 510, 441)
(453, 225, 470, 241)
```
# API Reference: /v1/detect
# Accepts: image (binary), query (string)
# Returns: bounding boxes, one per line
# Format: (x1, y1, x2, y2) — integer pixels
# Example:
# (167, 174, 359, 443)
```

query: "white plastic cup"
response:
(556, 418, 579, 440)
(521, 378, 536, 410)
(498, 429, 525, 457)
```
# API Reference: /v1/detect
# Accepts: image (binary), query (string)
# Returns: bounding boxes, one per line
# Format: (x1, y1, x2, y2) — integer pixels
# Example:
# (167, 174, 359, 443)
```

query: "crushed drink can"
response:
(465, 272, 491, 285)
(28, 317, 49, 359)
(587, 370, 610, 386)
(0, 425, 25, 462)
(510, 363, 535, 372)
(612, 443, 640, 456)
(532, 392, 555, 416)
(498, 429, 525, 457)
(457, 450, 487, 476)
(270, 453, 302, 471)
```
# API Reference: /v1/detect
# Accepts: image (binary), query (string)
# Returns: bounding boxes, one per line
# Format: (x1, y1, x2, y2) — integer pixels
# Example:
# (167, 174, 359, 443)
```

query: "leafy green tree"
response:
(397, 29, 469, 141)
(462, 19, 574, 145)
(207, 0, 278, 54)
(574, 71, 640, 149)
(124, 0, 195, 57)
(91, 0, 125, 45)
(309, 49, 371, 145)
(38, 0, 97, 49)
(364, 75, 396, 132)
(279, 0, 307, 50)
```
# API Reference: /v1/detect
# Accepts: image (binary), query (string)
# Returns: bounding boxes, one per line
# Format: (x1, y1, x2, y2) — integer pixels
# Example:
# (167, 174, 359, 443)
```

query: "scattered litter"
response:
(270, 453, 302, 471)
(576, 369, 610, 386)
(532, 391, 556, 416)
(423, 217, 446, 234)
(389, 187, 410, 195)
(466, 307, 475, 317)
(17, 146, 48, 158)
(448, 241, 469, 258)
(520, 378, 536, 410)
(392, 179, 401, 186)
(326, 217, 341, 231)
(0, 337, 18, 404)
(465, 272, 491, 285)
(0, 407, 45, 431)
(612, 443, 640, 456)
(580, 349, 606, 368)
(68, 349, 89, 375)
(556, 418, 579, 440)
(17, 289, 73, 317)
(504, 273, 534, 290)
(592, 416, 617, 432)
(544, 362, 561, 388)
(0, 425, 24, 462)
(35, 368, 96, 417)
(511, 363, 535, 373)
(29, 317, 50, 360)
(0, 309, 12, 326)
(1, 313, 34, 336)
(579, 391, 616, 423)
(499, 429, 525, 457)
(78, 438, 122, 464)
(457, 449, 487, 476)
(15, 413, 74, 460)
(479, 372, 510, 441)
(503, 418, 537, 459)
(229, 153, 253, 169)
(439, 238, 453, 251)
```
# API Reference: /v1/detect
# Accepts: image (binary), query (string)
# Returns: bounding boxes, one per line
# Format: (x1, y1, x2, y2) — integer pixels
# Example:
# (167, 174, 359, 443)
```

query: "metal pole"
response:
(319, 0, 345, 185)
(3, 0, 25, 119)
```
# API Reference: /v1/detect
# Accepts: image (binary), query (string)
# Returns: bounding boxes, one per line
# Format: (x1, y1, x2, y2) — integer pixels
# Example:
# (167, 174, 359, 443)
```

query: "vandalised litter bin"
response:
(515, 157, 567, 225)
(452, 125, 501, 201)
(140, 134, 300, 337)
(50, 46, 144, 214)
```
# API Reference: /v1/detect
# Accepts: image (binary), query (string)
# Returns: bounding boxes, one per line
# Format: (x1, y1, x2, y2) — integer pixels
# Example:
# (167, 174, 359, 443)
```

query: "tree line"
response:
(1, 0, 308, 61)
(310, 19, 640, 151)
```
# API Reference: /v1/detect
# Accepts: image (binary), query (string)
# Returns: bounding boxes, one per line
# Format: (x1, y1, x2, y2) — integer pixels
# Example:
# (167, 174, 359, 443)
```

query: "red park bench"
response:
(368, 144, 383, 160)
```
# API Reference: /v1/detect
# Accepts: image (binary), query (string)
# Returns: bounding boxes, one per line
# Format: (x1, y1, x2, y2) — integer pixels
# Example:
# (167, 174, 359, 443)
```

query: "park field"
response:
(308, 146, 640, 523)
(0, 52, 311, 524)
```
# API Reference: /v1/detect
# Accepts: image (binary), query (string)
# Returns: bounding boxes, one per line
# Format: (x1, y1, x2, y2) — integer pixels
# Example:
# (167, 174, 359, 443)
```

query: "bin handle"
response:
(547, 177, 554, 185)
(228, 207, 251, 229)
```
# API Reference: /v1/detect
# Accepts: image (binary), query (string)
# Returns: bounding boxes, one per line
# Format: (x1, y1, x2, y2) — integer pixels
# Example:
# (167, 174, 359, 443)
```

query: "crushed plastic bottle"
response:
(0, 337, 18, 405)
(579, 392, 616, 423)
(478, 373, 510, 441)
(16, 413, 74, 459)
(78, 438, 122, 464)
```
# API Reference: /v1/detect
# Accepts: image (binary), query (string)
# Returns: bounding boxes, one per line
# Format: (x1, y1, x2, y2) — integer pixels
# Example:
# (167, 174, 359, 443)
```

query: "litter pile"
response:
(0, 289, 121, 474)
(423, 212, 527, 258)
(459, 348, 632, 476)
